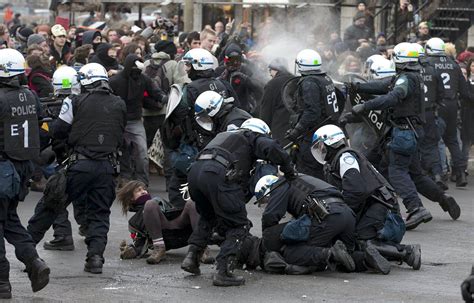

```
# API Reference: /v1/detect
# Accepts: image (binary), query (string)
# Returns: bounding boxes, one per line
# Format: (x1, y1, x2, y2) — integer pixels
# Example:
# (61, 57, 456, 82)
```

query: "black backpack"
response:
(144, 59, 171, 94)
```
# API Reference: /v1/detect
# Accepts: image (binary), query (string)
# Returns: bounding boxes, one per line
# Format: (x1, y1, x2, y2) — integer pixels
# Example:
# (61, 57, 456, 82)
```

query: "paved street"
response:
(3, 174, 473, 302)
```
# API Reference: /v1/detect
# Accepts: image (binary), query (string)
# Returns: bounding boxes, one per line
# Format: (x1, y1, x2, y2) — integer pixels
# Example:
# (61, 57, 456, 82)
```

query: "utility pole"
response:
(184, 0, 193, 32)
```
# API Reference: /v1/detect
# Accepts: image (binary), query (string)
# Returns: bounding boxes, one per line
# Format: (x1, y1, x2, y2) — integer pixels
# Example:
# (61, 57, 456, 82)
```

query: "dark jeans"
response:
(187, 160, 249, 266)
(384, 127, 443, 212)
(120, 120, 149, 185)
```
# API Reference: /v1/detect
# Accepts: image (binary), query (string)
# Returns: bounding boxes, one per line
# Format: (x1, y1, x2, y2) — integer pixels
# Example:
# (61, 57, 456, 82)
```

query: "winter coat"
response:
(259, 70, 293, 146)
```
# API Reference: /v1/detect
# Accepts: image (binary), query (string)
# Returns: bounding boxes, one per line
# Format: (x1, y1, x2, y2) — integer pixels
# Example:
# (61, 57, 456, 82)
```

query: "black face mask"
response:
(130, 68, 142, 80)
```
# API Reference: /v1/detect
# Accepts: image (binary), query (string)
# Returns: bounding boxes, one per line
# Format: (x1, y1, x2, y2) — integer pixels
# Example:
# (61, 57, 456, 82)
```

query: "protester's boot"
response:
(200, 246, 215, 264)
(26, 258, 50, 292)
(438, 194, 461, 220)
(326, 240, 355, 272)
(119, 240, 138, 260)
(405, 207, 432, 230)
(363, 244, 391, 275)
(146, 245, 166, 264)
(434, 174, 448, 190)
(456, 171, 468, 187)
(84, 255, 104, 274)
(369, 241, 421, 270)
(181, 245, 202, 275)
(0, 280, 11, 299)
(212, 257, 245, 287)
(43, 235, 74, 251)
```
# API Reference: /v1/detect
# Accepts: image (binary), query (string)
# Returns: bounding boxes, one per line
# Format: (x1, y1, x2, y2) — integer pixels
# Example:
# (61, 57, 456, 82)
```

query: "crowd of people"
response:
(1, 0, 474, 301)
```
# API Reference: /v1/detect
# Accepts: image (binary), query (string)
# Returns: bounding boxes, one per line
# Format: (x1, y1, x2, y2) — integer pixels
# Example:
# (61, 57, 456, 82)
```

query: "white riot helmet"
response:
(295, 49, 322, 73)
(182, 48, 216, 71)
(311, 124, 346, 164)
(364, 54, 385, 76)
(195, 91, 224, 117)
(392, 42, 419, 65)
(240, 118, 271, 135)
(425, 37, 445, 56)
(255, 175, 279, 199)
(52, 66, 80, 95)
(411, 43, 425, 58)
(370, 58, 396, 79)
(194, 90, 224, 132)
(78, 63, 108, 86)
(0, 49, 26, 78)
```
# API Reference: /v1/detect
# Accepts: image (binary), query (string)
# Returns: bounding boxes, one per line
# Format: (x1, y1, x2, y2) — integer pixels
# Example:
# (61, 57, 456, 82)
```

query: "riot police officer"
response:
(255, 174, 357, 271)
(180, 118, 295, 287)
(351, 42, 460, 230)
(285, 49, 340, 179)
(425, 37, 472, 187)
(0, 48, 50, 299)
(416, 43, 448, 190)
(183, 48, 239, 110)
(27, 63, 127, 274)
(27, 66, 84, 251)
(312, 124, 421, 272)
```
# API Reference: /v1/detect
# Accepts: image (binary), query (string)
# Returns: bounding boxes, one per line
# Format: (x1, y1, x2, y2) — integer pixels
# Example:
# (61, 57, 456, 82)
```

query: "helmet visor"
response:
(311, 140, 327, 164)
(195, 114, 213, 132)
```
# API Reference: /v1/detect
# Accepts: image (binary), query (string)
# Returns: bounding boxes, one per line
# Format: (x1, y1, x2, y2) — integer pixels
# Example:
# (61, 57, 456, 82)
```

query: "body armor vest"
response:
(217, 106, 252, 132)
(427, 55, 460, 100)
(421, 61, 439, 110)
(202, 130, 253, 179)
(326, 147, 393, 196)
(68, 92, 125, 155)
(296, 74, 339, 123)
(0, 87, 40, 161)
(390, 71, 424, 122)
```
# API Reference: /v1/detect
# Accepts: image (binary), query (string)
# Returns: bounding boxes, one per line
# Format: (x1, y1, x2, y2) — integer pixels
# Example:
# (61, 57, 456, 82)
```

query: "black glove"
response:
(344, 82, 358, 96)
(285, 129, 300, 142)
(461, 269, 474, 303)
(352, 103, 367, 116)
(339, 112, 362, 126)
(281, 164, 297, 181)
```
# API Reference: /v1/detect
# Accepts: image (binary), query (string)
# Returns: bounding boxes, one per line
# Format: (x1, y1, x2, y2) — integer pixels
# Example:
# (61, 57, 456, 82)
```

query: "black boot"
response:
(405, 207, 432, 230)
(84, 255, 104, 274)
(26, 258, 50, 292)
(434, 174, 448, 190)
(439, 195, 461, 220)
(370, 241, 421, 270)
(327, 240, 355, 272)
(213, 258, 245, 287)
(0, 281, 11, 299)
(403, 244, 421, 270)
(43, 235, 74, 251)
(364, 245, 391, 275)
(181, 245, 202, 275)
(456, 172, 468, 187)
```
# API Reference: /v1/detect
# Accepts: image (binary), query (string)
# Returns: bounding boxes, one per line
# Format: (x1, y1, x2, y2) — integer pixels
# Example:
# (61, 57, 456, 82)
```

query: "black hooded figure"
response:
(90, 43, 119, 71)
(109, 54, 167, 185)
(82, 30, 102, 51)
